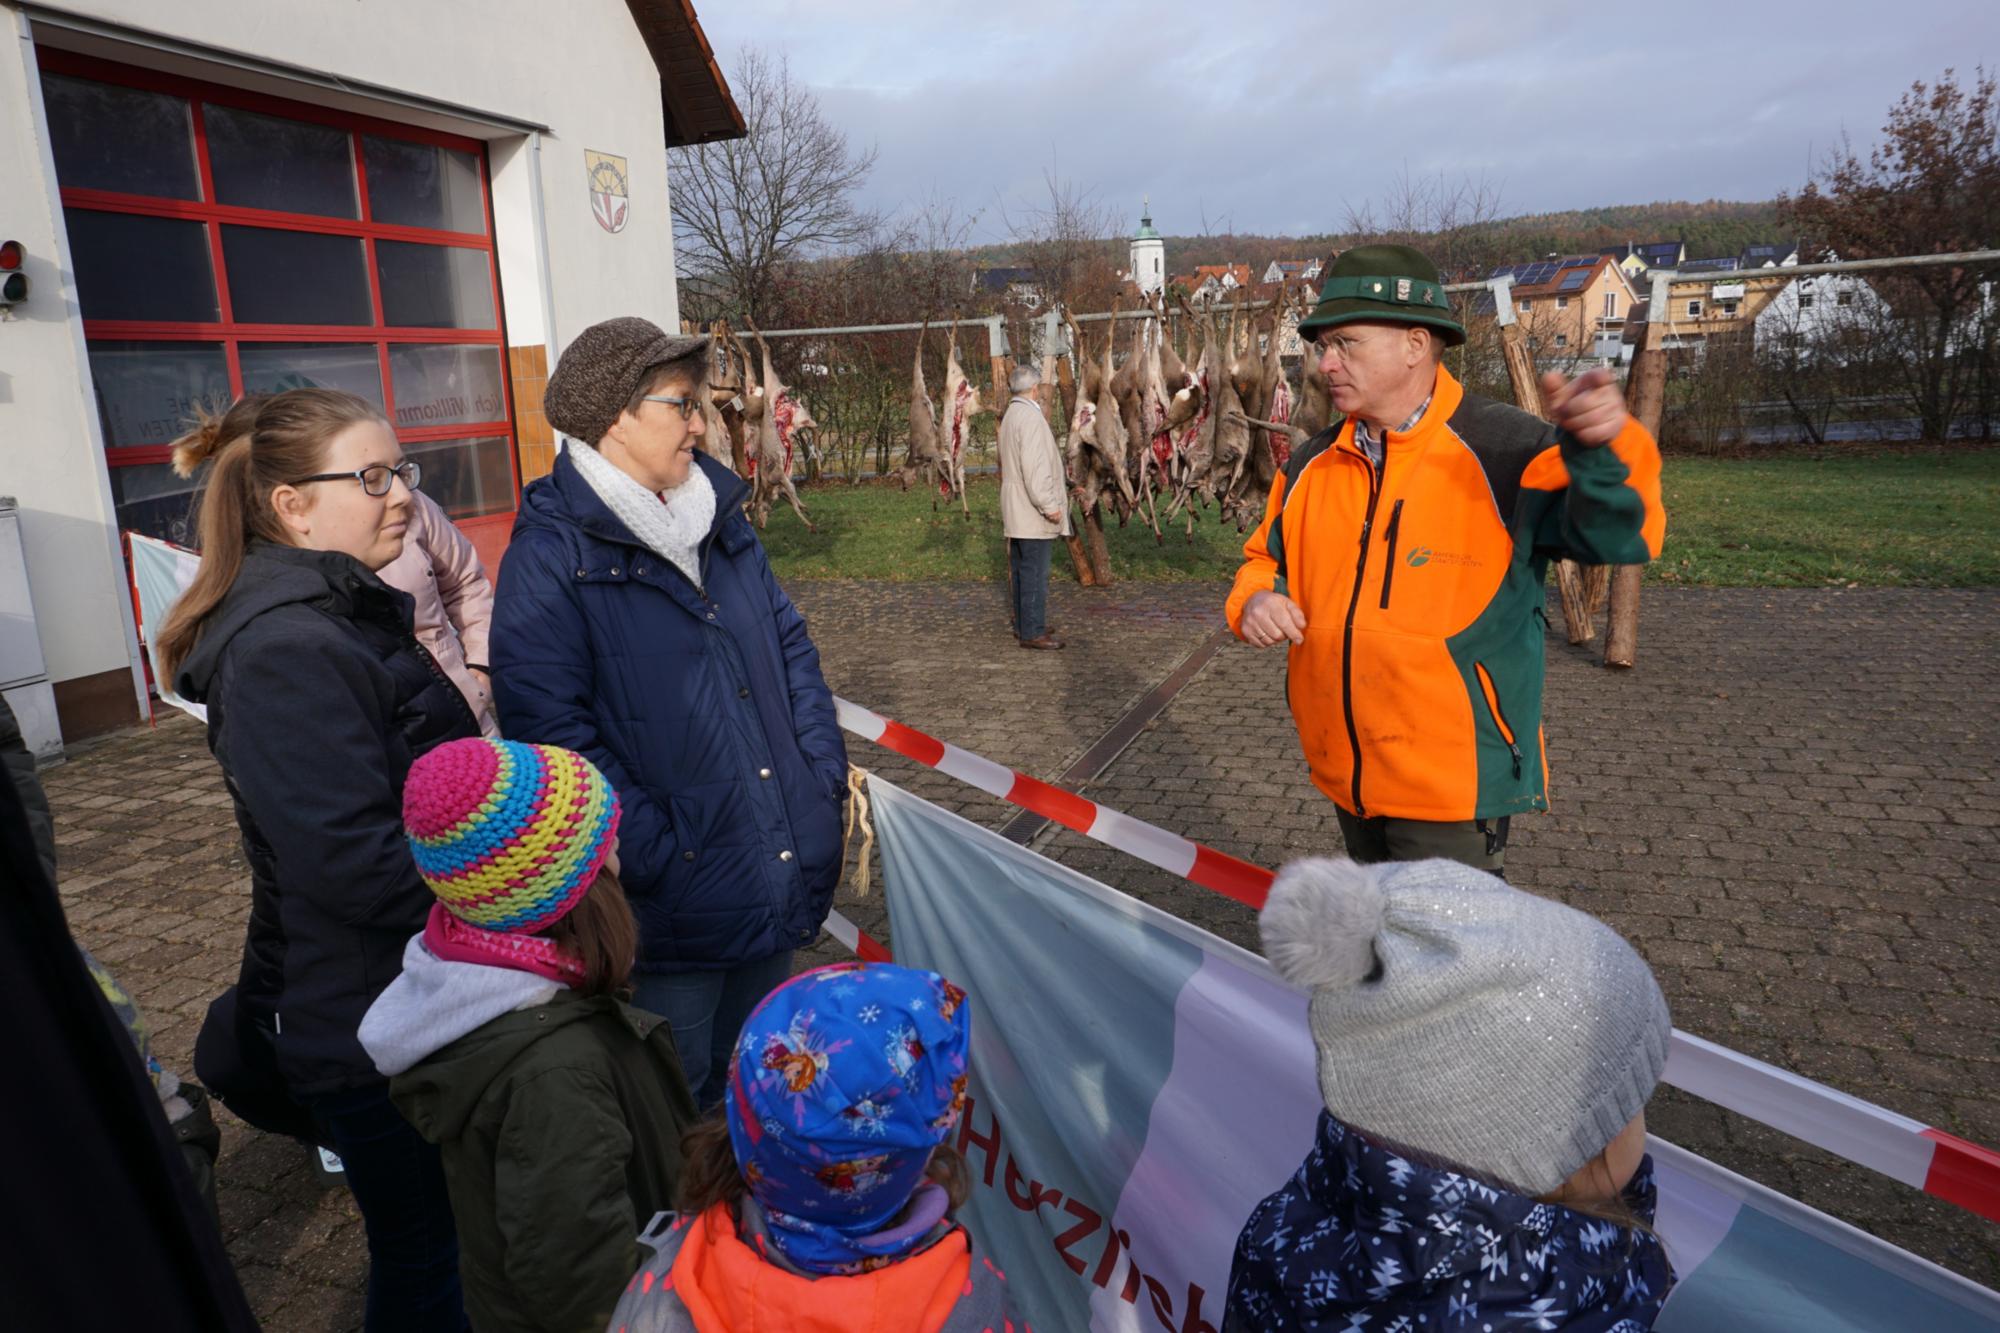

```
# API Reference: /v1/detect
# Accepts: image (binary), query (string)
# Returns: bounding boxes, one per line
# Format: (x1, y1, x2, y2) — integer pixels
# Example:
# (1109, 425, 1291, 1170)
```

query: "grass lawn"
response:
(1653, 446, 2000, 586)
(757, 446, 2000, 587)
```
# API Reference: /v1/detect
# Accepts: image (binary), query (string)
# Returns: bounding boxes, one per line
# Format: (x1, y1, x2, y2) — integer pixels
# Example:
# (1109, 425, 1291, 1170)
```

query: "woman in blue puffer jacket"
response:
(489, 317, 846, 1108)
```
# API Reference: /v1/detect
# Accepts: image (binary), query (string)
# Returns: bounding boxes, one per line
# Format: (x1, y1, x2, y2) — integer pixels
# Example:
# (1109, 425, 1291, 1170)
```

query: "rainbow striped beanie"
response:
(402, 738, 621, 934)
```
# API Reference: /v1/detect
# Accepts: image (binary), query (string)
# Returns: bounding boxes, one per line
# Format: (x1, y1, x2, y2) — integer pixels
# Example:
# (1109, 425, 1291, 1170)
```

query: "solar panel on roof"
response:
(1557, 269, 1592, 291)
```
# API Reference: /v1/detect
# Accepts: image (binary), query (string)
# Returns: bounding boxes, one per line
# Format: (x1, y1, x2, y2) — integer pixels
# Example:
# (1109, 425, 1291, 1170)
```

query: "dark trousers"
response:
(1009, 537, 1053, 639)
(631, 950, 795, 1109)
(306, 1084, 468, 1333)
(1335, 807, 1510, 875)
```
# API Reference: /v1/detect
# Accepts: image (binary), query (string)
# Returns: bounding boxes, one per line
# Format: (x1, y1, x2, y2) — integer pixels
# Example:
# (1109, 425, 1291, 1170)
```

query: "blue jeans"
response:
(631, 951, 795, 1108)
(306, 1084, 467, 1333)
(1009, 537, 1053, 639)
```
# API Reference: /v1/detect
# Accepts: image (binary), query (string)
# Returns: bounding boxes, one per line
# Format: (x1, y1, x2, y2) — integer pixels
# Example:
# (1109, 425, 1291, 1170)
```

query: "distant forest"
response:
(966, 199, 1786, 278)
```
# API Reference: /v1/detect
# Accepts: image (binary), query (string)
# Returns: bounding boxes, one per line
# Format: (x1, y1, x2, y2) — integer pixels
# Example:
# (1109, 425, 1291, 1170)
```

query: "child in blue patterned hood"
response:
(1229, 856, 1676, 1332)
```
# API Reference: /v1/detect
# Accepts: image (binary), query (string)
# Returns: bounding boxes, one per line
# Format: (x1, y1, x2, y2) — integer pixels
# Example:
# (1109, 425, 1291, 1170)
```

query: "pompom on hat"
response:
(1260, 856, 1670, 1196)
(402, 738, 620, 934)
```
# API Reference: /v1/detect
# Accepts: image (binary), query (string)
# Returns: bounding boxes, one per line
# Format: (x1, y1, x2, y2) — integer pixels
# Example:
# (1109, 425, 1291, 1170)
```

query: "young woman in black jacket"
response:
(161, 389, 479, 1332)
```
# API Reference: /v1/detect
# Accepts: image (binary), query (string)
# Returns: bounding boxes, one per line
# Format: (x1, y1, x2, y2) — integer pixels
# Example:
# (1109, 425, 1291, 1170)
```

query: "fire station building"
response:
(0, 0, 739, 754)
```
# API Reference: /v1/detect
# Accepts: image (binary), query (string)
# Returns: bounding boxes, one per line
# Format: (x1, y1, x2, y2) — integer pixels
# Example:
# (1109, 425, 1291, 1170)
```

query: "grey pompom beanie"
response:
(544, 317, 710, 446)
(1260, 856, 1670, 1195)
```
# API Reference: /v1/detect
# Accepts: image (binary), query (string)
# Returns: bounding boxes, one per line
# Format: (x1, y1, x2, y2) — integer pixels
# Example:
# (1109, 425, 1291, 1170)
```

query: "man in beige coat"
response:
(997, 364, 1072, 649)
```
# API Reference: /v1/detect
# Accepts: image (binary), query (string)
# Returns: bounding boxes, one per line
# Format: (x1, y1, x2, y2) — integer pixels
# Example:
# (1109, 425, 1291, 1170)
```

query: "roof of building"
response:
(1133, 198, 1162, 242)
(626, 1, 747, 146)
(1193, 263, 1253, 285)
(1636, 242, 1684, 265)
(1680, 256, 1742, 274)
(974, 266, 1039, 293)
(1470, 254, 1629, 315)
(1740, 242, 1798, 267)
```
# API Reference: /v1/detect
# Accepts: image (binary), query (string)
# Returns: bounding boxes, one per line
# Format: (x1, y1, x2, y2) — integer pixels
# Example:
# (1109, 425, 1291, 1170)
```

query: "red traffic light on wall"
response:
(0, 240, 26, 307)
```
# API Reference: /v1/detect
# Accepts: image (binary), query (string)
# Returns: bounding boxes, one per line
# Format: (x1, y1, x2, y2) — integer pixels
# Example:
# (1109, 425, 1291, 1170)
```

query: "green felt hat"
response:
(1297, 244, 1466, 347)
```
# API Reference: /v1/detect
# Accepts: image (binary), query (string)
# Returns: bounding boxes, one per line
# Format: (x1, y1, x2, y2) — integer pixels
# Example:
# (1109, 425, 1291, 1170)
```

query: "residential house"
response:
(1261, 257, 1325, 285)
(1753, 268, 1890, 360)
(974, 265, 1045, 309)
(1661, 255, 1787, 349)
(1599, 241, 1686, 282)
(1480, 254, 1637, 364)
(1740, 241, 1800, 269)
(1175, 263, 1254, 307)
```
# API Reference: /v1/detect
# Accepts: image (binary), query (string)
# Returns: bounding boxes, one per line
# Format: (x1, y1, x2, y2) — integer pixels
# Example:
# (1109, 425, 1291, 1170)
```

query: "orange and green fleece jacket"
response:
(1225, 365, 1664, 822)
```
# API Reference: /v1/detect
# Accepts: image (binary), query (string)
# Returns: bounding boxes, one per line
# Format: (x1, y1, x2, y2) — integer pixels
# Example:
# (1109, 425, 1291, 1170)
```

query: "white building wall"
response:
(0, 10, 141, 704)
(1130, 237, 1164, 297)
(0, 0, 690, 732)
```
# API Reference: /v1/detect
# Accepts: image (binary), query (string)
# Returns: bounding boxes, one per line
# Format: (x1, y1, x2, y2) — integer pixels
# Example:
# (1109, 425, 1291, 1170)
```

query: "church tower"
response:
(1129, 197, 1165, 297)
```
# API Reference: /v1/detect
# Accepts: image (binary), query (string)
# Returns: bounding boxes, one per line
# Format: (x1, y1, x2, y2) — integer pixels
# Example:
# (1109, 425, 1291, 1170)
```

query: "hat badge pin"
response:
(1397, 277, 1412, 301)
(1373, 282, 1383, 293)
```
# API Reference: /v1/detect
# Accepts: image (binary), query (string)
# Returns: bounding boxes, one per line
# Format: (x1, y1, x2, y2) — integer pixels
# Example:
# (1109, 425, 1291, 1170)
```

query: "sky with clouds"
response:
(690, 0, 1998, 244)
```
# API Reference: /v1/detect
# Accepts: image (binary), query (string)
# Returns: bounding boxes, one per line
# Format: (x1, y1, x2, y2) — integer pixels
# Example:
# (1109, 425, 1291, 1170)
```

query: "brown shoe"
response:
(1018, 634, 1066, 650)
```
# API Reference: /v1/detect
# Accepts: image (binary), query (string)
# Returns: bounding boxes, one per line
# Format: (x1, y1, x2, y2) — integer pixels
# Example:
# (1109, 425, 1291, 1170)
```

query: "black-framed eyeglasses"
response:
(642, 394, 700, 422)
(290, 460, 423, 497)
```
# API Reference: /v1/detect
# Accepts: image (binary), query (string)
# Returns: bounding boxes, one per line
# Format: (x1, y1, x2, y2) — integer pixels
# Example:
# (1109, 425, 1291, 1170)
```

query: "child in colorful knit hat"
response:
(1227, 856, 1676, 1332)
(606, 960, 1022, 1332)
(359, 737, 699, 1333)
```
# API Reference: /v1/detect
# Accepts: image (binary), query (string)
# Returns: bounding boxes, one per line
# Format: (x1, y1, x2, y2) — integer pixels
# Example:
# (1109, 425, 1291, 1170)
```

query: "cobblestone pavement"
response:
(42, 580, 2000, 1327)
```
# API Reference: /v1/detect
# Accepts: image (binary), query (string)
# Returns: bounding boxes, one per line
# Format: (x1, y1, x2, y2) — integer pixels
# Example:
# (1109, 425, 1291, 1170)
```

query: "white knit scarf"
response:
(564, 438, 716, 589)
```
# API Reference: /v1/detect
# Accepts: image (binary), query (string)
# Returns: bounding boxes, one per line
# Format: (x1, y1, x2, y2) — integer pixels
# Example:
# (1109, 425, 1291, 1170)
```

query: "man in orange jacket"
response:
(1227, 245, 1664, 872)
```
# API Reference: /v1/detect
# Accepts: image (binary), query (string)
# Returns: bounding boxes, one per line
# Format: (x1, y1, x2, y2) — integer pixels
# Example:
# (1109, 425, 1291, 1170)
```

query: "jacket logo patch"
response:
(1406, 546, 1482, 569)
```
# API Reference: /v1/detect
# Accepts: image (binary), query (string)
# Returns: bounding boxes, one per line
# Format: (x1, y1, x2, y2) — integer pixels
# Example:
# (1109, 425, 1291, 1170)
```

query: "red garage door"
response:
(39, 50, 520, 569)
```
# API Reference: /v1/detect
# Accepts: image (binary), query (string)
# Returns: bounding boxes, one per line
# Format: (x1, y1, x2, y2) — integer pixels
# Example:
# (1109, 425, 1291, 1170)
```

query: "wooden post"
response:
(1605, 299, 1668, 668)
(1498, 309, 1596, 645)
(1081, 501, 1114, 586)
(1048, 345, 1095, 584)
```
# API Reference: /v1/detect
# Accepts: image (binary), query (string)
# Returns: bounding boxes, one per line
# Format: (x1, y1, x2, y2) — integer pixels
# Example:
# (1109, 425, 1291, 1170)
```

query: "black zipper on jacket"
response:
(1341, 447, 1384, 817)
(1377, 499, 1405, 610)
(1474, 660, 1525, 778)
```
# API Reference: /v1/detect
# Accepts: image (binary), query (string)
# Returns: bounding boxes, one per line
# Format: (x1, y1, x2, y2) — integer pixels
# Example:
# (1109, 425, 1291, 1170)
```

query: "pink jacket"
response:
(378, 490, 498, 736)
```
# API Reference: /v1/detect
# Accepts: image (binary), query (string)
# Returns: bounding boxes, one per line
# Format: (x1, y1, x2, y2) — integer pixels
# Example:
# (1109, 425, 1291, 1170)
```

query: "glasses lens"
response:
(359, 466, 391, 496)
(401, 460, 423, 491)
(680, 398, 700, 422)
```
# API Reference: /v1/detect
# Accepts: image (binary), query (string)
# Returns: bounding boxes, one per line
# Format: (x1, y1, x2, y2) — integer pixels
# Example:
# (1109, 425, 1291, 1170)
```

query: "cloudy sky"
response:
(691, 0, 1998, 244)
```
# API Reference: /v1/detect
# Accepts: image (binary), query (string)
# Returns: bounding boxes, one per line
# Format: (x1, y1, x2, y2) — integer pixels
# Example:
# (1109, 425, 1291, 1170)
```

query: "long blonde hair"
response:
(156, 388, 388, 682)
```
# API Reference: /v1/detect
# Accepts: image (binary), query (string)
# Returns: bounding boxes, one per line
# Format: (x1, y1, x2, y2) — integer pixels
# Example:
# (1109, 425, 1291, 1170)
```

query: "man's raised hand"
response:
(1541, 368, 1630, 447)
(1240, 590, 1308, 648)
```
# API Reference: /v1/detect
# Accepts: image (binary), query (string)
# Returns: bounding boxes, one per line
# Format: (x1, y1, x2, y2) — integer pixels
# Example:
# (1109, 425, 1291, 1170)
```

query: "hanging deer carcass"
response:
(902, 319, 951, 500)
(742, 321, 816, 531)
(940, 320, 981, 517)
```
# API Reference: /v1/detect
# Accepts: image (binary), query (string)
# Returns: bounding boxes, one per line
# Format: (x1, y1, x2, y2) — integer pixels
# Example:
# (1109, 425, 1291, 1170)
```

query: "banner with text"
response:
(869, 777, 2000, 1332)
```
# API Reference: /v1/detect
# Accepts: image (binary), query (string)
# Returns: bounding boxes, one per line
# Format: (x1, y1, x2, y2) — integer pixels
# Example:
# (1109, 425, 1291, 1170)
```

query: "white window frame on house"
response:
(1799, 291, 1816, 309)
(1686, 299, 1704, 318)
(1555, 333, 1568, 348)
(1604, 291, 1617, 317)
(1556, 297, 1569, 309)
(1837, 289, 1855, 307)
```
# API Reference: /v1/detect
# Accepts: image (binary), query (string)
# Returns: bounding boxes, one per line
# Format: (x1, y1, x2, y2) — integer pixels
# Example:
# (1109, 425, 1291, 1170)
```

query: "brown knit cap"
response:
(544, 317, 710, 445)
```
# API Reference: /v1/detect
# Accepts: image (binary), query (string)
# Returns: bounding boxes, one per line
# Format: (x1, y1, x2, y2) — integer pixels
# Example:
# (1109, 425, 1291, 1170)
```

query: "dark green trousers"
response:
(1335, 807, 1509, 875)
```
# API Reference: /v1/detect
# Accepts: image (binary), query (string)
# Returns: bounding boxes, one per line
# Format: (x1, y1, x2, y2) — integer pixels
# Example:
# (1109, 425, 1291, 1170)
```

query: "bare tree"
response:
(1000, 166, 1123, 314)
(1343, 167, 1511, 398)
(1780, 67, 2000, 442)
(669, 47, 881, 325)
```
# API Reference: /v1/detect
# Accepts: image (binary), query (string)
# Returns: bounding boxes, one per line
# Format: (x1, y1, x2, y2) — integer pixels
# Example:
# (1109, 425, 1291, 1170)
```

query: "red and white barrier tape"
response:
(821, 695, 2000, 1226)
